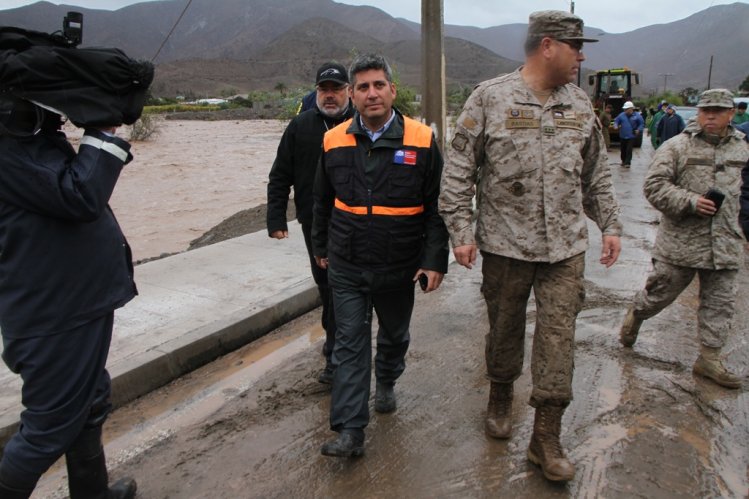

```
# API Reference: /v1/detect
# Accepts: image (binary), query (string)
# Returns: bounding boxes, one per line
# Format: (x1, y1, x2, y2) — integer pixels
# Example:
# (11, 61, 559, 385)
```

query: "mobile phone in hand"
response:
(418, 273, 428, 291)
(704, 188, 725, 213)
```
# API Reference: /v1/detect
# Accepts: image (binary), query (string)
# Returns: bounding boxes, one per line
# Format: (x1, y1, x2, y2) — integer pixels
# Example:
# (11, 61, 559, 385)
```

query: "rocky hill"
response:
(2, 0, 747, 96)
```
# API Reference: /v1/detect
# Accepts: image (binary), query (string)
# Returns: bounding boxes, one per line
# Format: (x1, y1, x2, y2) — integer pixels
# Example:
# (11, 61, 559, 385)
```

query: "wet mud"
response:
(33, 142, 749, 498)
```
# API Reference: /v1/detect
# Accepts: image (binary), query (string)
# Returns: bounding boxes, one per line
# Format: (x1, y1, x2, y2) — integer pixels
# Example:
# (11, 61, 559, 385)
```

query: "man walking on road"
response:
(267, 62, 354, 384)
(613, 101, 644, 167)
(312, 54, 449, 457)
(620, 89, 749, 389)
(439, 10, 622, 483)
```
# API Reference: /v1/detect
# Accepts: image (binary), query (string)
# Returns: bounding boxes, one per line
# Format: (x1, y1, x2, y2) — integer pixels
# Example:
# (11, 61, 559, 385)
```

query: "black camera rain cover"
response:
(0, 26, 154, 127)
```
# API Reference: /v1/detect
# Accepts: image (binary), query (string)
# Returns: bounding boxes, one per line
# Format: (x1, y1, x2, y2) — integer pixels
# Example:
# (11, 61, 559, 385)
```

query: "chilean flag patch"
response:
(394, 150, 417, 166)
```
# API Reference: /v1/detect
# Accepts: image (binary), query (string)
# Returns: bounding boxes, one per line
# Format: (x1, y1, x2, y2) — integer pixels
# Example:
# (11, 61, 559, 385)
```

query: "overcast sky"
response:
(1, 0, 745, 33)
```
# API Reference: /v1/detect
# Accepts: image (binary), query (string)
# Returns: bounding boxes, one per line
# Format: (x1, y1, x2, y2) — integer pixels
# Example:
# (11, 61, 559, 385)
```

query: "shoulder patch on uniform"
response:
(451, 133, 469, 151)
(462, 117, 477, 130)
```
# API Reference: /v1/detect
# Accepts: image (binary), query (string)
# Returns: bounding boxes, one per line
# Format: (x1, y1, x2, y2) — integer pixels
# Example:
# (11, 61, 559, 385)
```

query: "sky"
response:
(0, 0, 746, 33)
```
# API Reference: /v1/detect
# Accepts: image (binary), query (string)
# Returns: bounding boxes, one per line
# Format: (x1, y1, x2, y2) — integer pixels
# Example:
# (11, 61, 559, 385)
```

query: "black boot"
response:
(320, 431, 364, 458)
(374, 382, 396, 413)
(66, 426, 137, 499)
(0, 479, 33, 499)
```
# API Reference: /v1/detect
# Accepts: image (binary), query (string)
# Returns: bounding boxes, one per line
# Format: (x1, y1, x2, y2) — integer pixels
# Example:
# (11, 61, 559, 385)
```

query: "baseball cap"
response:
(315, 62, 348, 86)
(527, 10, 598, 43)
(622, 101, 635, 110)
(696, 89, 735, 108)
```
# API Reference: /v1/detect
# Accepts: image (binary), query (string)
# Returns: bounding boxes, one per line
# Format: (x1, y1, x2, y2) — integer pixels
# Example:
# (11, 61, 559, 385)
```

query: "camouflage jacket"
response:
(644, 121, 749, 270)
(439, 69, 622, 263)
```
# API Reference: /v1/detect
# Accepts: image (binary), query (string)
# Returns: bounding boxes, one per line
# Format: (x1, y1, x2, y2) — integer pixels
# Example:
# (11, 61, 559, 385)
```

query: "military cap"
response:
(527, 10, 598, 43)
(696, 89, 735, 108)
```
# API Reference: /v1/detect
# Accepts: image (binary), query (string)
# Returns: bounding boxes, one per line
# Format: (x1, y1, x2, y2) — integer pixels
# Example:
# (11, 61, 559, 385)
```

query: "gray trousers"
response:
(633, 259, 738, 349)
(328, 266, 414, 436)
(481, 252, 586, 408)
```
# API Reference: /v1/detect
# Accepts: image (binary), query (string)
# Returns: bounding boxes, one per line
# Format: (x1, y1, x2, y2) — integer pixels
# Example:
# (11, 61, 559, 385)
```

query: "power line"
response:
(151, 0, 194, 62)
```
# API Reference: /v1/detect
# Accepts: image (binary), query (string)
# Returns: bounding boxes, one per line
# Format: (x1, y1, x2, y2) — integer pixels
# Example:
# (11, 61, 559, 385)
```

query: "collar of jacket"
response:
(346, 108, 405, 141)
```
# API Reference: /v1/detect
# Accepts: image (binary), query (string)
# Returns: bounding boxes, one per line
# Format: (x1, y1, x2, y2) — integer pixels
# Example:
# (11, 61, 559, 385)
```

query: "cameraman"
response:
(0, 100, 138, 498)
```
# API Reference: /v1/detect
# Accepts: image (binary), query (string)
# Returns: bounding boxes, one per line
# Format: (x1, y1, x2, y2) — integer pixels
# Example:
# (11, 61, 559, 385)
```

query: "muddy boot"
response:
(619, 306, 643, 347)
(320, 431, 364, 458)
(317, 361, 334, 385)
(485, 382, 513, 439)
(527, 406, 576, 482)
(693, 346, 742, 389)
(66, 426, 137, 499)
(374, 382, 396, 414)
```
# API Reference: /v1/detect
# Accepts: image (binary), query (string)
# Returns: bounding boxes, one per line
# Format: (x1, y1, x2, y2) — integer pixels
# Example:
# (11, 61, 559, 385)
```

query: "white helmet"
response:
(622, 101, 635, 110)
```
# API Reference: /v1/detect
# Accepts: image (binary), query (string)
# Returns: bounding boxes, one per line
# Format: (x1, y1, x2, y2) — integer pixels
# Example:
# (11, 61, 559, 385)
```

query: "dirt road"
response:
(35, 142, 749, 498)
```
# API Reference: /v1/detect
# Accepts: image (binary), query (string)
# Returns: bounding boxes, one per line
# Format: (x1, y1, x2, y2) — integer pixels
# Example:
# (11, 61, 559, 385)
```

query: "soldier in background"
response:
(439, 10, 622, 483)
(620, 89, 749, 388)
(599, 104, 613, 149)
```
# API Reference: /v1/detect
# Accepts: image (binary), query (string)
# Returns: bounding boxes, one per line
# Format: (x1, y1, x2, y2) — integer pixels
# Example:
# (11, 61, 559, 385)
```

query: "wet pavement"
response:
(32, 141, 749, 498)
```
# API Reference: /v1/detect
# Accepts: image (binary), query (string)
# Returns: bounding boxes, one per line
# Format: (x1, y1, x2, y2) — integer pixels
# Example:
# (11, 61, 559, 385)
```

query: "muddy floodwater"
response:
(67, 118, 288, 261)
(35, 135, 749, 498)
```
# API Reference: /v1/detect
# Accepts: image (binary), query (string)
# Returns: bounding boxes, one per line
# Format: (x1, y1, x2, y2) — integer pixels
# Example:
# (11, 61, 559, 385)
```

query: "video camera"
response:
(0, 11, 154, 131)
(62, 11, 83, 47)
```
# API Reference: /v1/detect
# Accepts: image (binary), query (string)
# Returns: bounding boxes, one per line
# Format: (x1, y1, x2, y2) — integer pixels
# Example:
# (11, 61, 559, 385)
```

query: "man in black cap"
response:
(267, 62, 353, 384)
(440, 10, 621, 482)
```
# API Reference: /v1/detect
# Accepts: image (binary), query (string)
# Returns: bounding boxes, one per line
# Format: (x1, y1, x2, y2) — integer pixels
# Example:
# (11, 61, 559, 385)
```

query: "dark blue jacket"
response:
(656, 112, 685, 145)
(0, 128, 137, 338)
(614, 111, 644, 139)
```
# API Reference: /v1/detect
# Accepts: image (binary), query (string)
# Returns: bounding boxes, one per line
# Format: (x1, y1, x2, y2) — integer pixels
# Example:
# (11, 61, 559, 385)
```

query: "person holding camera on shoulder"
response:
(0, 18, 152, 498)
(620, 89, 749, 389)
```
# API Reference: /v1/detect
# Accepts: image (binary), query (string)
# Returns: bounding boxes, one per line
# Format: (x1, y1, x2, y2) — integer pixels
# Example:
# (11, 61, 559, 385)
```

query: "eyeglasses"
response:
(557, 39, 584, 53)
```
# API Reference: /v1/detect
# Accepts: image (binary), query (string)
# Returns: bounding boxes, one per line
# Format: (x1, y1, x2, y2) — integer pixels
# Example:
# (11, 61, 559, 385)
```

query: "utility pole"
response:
(571, 1, 581, 86)
(707, 56, 713, 90)
(421, 0, 446, 151)
(658, 73, 673, 95)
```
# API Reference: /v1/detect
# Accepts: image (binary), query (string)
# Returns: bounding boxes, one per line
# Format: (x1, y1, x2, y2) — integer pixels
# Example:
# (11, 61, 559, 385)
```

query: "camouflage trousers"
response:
(633, 259, 738, 349)
(481, 252, 586, 407)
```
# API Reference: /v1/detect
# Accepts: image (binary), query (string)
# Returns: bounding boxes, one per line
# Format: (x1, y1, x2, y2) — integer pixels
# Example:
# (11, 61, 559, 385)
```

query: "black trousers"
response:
(328, 266, 414, 436)
(301, 223, 335, 361)
(620, 138, 634, 166)
(0, 313, 114, 489)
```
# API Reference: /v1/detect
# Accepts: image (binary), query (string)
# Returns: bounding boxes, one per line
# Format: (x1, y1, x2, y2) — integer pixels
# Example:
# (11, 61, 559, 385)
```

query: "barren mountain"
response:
(2, 0, 747, 96)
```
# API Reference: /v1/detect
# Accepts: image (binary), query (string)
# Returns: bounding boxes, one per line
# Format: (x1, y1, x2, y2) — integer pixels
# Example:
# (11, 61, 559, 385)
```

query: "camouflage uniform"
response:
(633, 116, 749, 348)
(440, 69, 622, 406)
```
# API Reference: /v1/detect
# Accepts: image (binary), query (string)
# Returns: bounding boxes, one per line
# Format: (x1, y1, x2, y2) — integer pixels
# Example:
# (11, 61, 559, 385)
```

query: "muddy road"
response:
(35, 143, 749, 498)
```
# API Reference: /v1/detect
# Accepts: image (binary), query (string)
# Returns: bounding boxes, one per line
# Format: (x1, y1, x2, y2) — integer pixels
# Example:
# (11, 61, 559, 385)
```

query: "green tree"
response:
(740, 74, 749, 93)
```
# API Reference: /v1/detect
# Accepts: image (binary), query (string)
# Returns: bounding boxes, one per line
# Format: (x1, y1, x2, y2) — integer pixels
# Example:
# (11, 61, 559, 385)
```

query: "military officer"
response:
(619, 89, 749, 389)
(439, 10, 622, 483)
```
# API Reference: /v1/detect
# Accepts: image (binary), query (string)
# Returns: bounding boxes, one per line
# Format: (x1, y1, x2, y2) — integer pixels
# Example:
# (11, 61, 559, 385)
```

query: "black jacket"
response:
(312, 111, 449, 274)
(0, 128, 137, 339)
(266, 104, 353, 233)
(741, 159, 749, 241)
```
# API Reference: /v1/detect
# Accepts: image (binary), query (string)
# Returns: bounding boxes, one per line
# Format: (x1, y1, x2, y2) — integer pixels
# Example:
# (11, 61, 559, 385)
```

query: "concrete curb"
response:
(0, 281, 320, 449)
